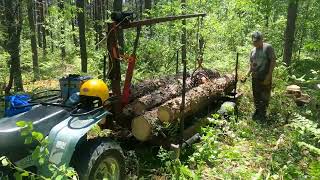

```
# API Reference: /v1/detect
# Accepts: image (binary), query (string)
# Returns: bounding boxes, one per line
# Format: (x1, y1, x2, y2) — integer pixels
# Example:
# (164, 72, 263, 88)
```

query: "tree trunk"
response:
(298, 1, 310, 61)
(36, 0, 42, 48)
(113, 0, 124, 53)
(158, 74, 235, 123)
(71, 19, 78, 47)
(283, 0, 298, 66)
(76, 0, 88, 73)
(40, 0, 47, 58)
(144, 0, 151, 10)
(58, 0, 66, 60)
(3, 0, 24, 92)
(27, 0, 40, 81)
(139, 0, 143, 19)
(132, 74, 235, 141)
(94, 0, 103, 49)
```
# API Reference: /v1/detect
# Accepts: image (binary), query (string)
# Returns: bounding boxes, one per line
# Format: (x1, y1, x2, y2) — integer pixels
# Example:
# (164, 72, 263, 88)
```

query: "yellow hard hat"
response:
(80, 79, 109, 103)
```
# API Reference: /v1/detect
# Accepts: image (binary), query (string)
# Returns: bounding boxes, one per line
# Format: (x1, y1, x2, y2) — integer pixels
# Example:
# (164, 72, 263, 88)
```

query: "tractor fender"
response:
(45, 110, 110, 168)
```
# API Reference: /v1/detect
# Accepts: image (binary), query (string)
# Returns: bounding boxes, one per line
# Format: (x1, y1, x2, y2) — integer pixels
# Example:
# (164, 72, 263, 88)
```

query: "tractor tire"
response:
(72, 138, 126, 180)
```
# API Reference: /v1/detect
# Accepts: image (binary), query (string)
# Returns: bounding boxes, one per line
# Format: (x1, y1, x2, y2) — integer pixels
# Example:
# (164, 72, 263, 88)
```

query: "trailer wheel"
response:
(73, 139, 126, 180)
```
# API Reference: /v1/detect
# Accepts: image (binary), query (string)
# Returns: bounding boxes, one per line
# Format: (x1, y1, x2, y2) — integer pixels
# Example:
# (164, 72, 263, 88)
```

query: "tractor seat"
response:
(0, 105, 70, 161)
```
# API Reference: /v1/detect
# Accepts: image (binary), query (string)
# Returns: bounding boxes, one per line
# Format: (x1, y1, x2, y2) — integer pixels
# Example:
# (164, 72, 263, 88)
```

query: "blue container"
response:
(59, 74, 91, 101)
(4, 95, 31, 117)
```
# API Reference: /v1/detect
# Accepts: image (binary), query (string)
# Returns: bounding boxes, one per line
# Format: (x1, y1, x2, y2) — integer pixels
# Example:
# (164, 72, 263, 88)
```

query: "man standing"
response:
(242, 31, 276, 121)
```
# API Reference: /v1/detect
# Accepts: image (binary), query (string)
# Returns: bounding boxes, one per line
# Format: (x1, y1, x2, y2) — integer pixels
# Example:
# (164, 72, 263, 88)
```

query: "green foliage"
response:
(309, 161, 320, 179)
(157, 147, 200, 179)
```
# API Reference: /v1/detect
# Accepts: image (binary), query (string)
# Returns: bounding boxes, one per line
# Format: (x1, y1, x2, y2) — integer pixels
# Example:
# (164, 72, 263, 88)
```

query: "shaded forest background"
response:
(0, 0, 320, 179)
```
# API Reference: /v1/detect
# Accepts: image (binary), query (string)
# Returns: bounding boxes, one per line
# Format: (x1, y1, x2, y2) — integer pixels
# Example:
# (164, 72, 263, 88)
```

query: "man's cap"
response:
(252, 31, 263, 42)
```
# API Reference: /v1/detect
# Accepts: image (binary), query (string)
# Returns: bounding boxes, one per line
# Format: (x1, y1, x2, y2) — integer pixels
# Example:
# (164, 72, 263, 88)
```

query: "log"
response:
(131, 74, 234, 141)
(132, 78, 192, 115)
(131, 109, 161, 141)
(132, 69, 220, 115)
(131, 109, 180, 142)
(158, 74, 235, 123)
(120, 74, 190, 126)
(130, 73, 190, 100)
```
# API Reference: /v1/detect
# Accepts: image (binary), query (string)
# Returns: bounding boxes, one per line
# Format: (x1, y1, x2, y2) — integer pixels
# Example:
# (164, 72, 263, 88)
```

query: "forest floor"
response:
(135, 59, 320, 179)
(136, 84, 320, 179)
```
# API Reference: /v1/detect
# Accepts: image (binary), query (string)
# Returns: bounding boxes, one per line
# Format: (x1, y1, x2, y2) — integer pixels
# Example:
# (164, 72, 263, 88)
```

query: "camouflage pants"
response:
(252, 78, 272, 117)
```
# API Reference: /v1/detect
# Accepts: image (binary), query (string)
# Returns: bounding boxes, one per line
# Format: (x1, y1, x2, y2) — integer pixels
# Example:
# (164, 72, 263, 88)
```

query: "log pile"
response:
(158, 74, 234, 123)
(131, 69, 220, 115)
(129, 73, 235, 141)
(129, 73, 190, 100)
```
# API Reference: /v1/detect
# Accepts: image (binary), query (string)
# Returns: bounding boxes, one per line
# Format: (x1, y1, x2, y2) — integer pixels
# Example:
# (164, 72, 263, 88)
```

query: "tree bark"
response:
(121, 73, 193, 120)
(76, 0, 88, 73)
(131, 74, 235, 141)
(40, 0, 47, 58)
(36, 0, 42, 48)
(71, 19, 78, 47)
(27, 0, 40, 81)
(3, 0, 24, 92)
(113, 0, 124, 53)
(132, 80, 191, 116)
(129, 73, 191, 100)
(58, 0, 66, 60)
(94, 0, 103, 49)
(283, 0, 299, 66)
(132, 69, 220, 115)
(298, 1, 310, 60)
(158, 74, 235, 123)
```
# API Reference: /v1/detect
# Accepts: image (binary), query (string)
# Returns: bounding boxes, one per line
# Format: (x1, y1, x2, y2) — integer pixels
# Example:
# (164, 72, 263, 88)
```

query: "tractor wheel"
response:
(73, 138, 126, 180)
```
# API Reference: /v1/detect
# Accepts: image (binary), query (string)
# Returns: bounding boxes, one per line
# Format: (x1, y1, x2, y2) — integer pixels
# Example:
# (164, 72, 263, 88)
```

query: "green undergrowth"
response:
(137, 104, 320, 179)
(137, 63, 320, 179)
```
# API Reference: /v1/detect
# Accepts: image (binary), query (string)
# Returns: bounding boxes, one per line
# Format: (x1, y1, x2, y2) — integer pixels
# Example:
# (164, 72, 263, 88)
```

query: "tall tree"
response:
(39, 0, 47, 57)
(27, 0, 40, 80)
(283, 0, 299, 66)
(35, 0, 42, 48)
(58, 0, 66, 60)
(3, 0, 24, 92)
(70, 0, 78, 47)
(76, 0, 88, 73)
(113, 0, 124, 52)
(144, 0, 151, 11)
(297, 1, 310, 60)
(94, 0, 103, 48)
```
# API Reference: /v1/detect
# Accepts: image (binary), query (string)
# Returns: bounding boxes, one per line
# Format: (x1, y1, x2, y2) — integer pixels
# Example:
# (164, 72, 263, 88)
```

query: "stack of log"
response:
(123, 69, 235, 142)
(286, 85, 311, 106)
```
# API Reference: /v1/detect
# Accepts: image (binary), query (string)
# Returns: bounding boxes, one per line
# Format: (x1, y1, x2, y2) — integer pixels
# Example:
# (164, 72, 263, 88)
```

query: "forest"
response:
(0, 0, 320, 179)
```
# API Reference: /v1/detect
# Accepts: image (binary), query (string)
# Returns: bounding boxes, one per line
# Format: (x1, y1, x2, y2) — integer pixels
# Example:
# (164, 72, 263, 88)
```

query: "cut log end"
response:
(132, 116, 152, 141)
(133, 101, 146, 115)
(158, 106, 172, 123)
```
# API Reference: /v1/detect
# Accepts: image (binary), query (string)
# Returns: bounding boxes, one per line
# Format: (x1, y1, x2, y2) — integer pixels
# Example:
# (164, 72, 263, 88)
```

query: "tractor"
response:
(0, 12, 213, 179)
